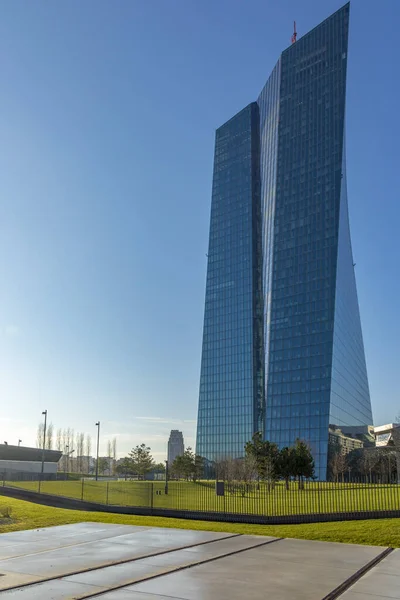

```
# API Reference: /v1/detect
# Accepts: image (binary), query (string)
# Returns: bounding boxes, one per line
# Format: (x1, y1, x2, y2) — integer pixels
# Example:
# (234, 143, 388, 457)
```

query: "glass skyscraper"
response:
(196, 3, 373, 479)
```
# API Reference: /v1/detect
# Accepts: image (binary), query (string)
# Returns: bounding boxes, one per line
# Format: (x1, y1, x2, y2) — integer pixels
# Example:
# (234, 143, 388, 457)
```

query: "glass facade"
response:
(196, 3, 373, 479)
(196, 103, 263, 462)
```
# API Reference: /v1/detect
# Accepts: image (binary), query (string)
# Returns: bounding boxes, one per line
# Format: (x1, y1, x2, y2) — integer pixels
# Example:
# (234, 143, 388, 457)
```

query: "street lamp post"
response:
(68, 449, 75, 474)
(165, 460, 169, 495)
(64, 445, 69, 475)
(95, 422, 100, 481)
(39, 410, 47, 491)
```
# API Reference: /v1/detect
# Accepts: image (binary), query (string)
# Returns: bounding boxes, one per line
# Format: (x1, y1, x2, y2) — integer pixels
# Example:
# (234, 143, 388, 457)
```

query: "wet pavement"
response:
(0, 522, 396, 599)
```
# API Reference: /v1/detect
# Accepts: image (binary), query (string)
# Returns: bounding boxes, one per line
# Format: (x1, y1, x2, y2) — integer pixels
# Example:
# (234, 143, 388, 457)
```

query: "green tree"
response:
(171, 448, 194, 480)
(129, 444, 154, 479)
(154, 462, 166, 473)
(292, 439, 315, 489)
(170, 448, 203, 481)
(116, 457, 134, 480)
(277, 446, 296, 490)
(170, 455, 184, 479)
(97, 457, 109, 476)
(245, 432, 279, 488)
(193, 454, 204, 481)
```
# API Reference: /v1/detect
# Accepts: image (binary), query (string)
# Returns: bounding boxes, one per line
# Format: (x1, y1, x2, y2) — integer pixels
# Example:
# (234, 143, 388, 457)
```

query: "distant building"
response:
(62, 455, 96, 474)
(167, 430, 184, 465)
(373, 424, 400, 484)
(374, 423, 400, 447)
(0, 444, 62, 478)
(339, 425, 375, 448)
(328, 426, 364, 455)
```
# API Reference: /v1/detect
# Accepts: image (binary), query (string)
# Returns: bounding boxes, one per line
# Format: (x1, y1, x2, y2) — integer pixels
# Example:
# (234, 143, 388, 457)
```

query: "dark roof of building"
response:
(0, 444, 62, 463)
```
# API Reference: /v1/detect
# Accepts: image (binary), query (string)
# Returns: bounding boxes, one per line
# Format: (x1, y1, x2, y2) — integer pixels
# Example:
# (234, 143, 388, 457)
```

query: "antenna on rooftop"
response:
(291, 21, 297, 44)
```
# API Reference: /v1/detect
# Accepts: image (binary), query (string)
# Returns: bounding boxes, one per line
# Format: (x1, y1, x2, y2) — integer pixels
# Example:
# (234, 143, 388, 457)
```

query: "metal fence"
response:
(2, 471, 400, 524)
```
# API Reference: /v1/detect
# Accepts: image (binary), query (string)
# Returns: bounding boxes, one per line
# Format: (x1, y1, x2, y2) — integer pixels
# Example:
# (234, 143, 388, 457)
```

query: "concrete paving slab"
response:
(0, 525, 228, 581)
(341, 548, 400, 600)
(0, 524, 149, 561)
(339, 594, 396, 600)
(344, 573, 400, 598)
(0, 578, 107, 599)
(105, 527, 230, 548)
(256, 537, 385, 568)
(0, 523, 392, 600)
(128, 538, 387, 600)
(364, 548, 400, 575)
(0, 540, 153, 577)
(64, 535, 274, 589)
(128, 562, 357, 600)
(0, 571, 43, 589)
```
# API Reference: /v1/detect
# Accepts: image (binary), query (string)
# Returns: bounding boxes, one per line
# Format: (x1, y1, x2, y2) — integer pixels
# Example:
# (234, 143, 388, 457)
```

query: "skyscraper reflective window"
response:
(196, 3, 373, 479)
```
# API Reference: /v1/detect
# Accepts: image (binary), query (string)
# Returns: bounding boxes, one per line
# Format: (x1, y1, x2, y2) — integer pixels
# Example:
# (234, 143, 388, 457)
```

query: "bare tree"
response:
(46, 423, 54, 450)
(75, 432, 84, 473)
(79, 433, 85, 473)
(391, 417, 400, 483)
(86, 435, 92, 474)
(215, 456, 257, 496)
(36, 423, 44, 448)
(330, 450, 347, 483)
(66, 428, 72, 452)
(56, 428, 62, 452)
(107, 440, 112, 475)
(61, 429, 68, 471)
(361, 449, 380, 483)
(112, 437, 117, 475)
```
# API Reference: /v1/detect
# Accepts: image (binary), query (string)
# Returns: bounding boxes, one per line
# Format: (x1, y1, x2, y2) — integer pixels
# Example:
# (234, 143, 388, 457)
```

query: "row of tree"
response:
(116, 435, 315, 488)
(115, 445, 204, 481)
(330, 445, 400, 483)
(36, 423, 117, 475)
(216, 433, 314, 490)
(329, 416, 400, 483)
(170, 448, 204, 480)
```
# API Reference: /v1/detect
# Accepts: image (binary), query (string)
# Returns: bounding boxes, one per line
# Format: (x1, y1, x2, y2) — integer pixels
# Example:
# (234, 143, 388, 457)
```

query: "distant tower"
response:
(167, 430, 184, 465)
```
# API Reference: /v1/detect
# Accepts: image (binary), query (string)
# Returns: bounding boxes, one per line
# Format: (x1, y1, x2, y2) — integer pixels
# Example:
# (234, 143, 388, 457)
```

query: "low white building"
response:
(0, 444, 62, 478)
(373, 424, 400, 483)
(374, 423, 400, 447)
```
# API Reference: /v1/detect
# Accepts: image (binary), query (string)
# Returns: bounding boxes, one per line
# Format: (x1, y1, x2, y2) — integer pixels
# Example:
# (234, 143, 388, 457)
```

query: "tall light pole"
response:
(68, 449, 75, 474)
(95, 422, 100, 481)
(165, 460, 169, 495)
(64, 445, 69, 476)
(38, 410, 47, 492)
(40, 410, 48, 476)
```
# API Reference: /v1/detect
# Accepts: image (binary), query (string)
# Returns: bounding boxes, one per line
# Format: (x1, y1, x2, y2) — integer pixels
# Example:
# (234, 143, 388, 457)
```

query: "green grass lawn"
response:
(6, 479, 400, 517)
(0, 496, 400, 548)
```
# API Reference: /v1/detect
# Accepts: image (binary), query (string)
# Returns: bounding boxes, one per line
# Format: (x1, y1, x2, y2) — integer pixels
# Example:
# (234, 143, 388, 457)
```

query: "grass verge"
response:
(0, 496, 399, 548)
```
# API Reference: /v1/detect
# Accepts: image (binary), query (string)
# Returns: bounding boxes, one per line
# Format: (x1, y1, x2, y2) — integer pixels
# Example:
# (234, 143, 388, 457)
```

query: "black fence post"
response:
(81, 478, 84, 501)
(106, 481, 109, 505)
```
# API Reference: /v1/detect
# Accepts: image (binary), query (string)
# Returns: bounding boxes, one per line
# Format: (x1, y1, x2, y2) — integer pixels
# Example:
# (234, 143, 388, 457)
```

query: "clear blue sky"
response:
(0, 1, 398, 460)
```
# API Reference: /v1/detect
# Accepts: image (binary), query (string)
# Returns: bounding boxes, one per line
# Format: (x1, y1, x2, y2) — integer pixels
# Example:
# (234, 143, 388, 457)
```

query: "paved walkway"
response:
(0, 522, 397, 599)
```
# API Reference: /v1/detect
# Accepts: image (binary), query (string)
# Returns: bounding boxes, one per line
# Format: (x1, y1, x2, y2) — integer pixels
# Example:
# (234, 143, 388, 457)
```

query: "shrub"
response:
(0, 505, 12, 518)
